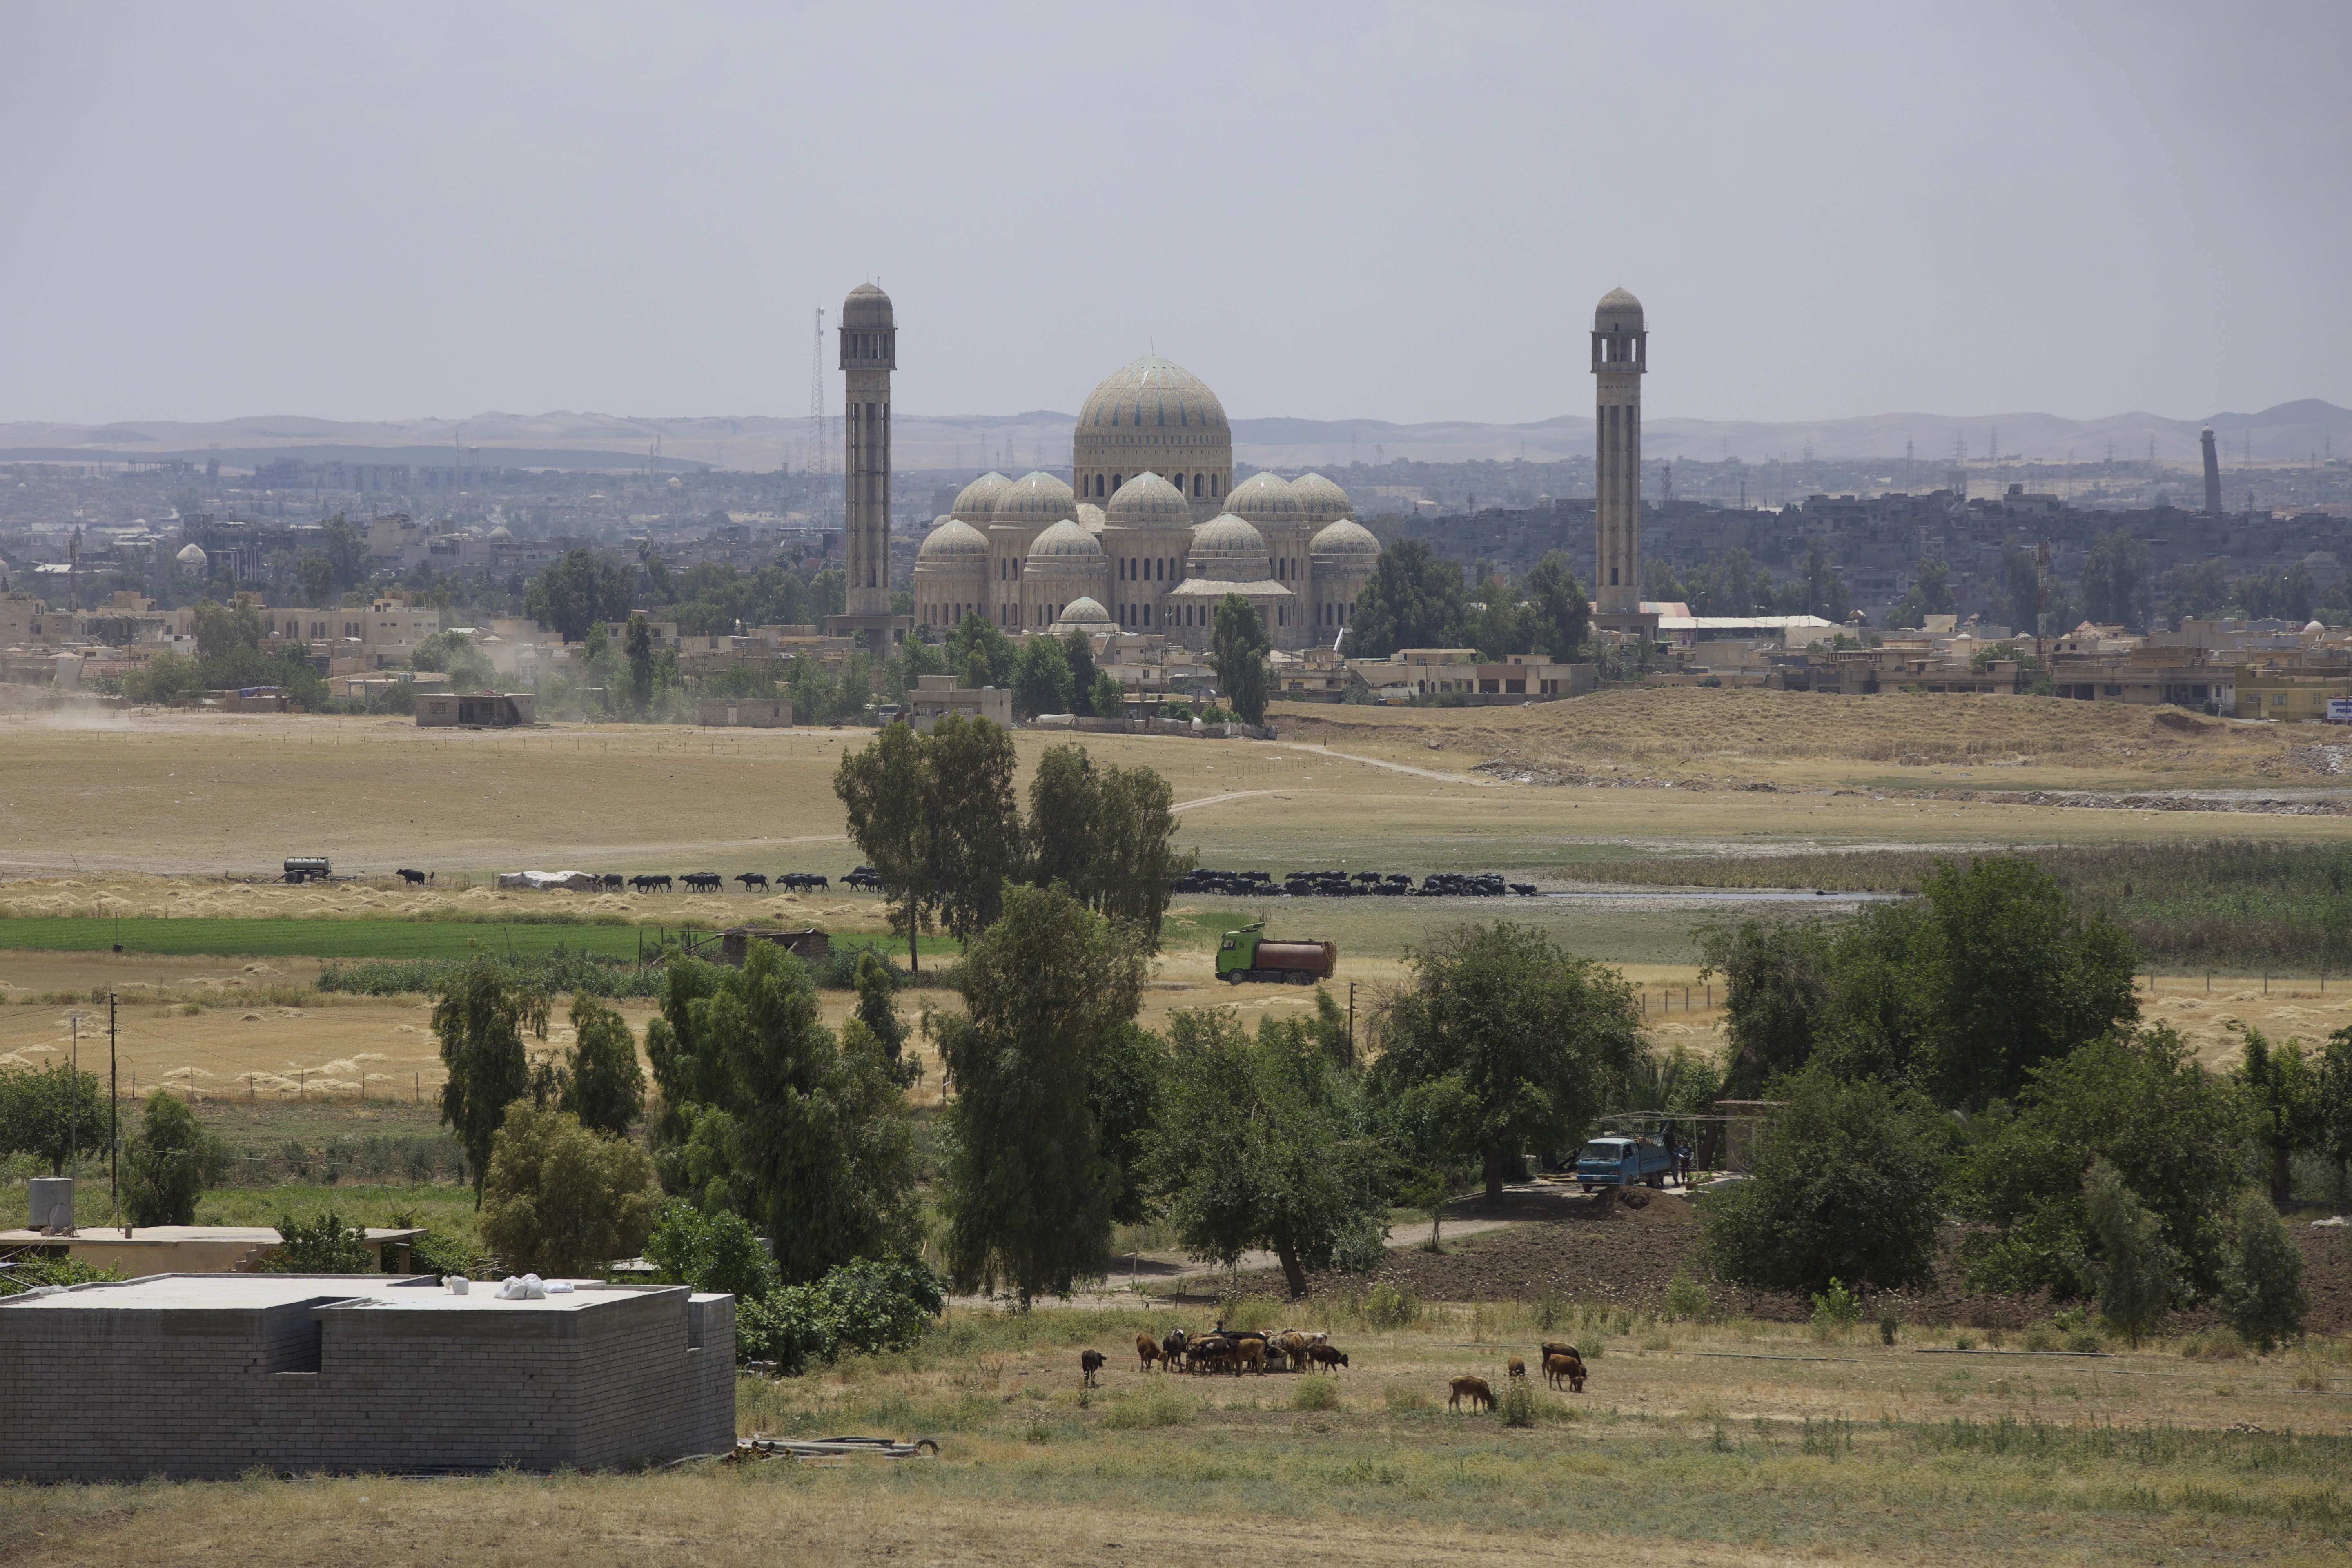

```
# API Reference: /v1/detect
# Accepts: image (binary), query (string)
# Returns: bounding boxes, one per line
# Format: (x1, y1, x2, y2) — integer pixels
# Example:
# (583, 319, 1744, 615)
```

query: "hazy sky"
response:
(4, 1, 2347, 429)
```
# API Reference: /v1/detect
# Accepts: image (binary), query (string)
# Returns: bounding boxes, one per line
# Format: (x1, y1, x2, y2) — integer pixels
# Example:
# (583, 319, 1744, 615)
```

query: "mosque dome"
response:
(1079, 356, 1228, 434)
(1291, 472, 1355, 526)
(1027, 518, 1105, 562)
(2306, 619, 2327, 635)
(1104, 470, 1192, 527)
(1187, 514, 1271, 581)
(995, 471, 1078, 529)
(1594, 287, 1644, 331)
(1054, 596, 1114, 629)
(175, 543, 208, 570)
(487, 524, 514, 541)
(841, 282, 893, 327)
(1310, 518, 1381, 558)
(952, 470, 1011, 523)
(918, 517, 989, 559)
(1226, 472, 1303, 528)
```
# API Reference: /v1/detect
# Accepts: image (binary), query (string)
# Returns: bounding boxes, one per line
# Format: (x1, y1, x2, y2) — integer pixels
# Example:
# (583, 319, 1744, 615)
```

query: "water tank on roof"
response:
(29, 1176, 73, 1233)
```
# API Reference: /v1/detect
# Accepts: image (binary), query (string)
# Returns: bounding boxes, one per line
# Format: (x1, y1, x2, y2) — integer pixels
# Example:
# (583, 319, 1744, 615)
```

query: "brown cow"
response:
(1540, 1341, 1581, 1362)
(1136, 1331, 1163, 1372)
(1448, 1376, 1495, 1413)
(1276, 1330, 1311, 1370)
(1507, 1355, 1526, 1380)
(1544, 1352, 1587, 1392)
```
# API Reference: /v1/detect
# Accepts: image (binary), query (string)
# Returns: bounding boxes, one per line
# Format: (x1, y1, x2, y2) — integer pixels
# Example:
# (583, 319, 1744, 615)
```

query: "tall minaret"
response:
(1592, 288, 1646, 621)
(2200, 425, 2223, 515)
(840, 283, 895, 619)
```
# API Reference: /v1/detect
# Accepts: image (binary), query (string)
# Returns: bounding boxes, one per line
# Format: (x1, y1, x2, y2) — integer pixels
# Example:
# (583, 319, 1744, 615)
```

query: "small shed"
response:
(697, 696, 792, 727)
(719, 927, 831, 967)
(417, 691, 535, 728)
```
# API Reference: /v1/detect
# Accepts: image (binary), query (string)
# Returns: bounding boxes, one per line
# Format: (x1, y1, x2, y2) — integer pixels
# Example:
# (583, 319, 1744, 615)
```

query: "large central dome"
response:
(1072, 354, 1234, 523)
(1078, 355, 1228, 432)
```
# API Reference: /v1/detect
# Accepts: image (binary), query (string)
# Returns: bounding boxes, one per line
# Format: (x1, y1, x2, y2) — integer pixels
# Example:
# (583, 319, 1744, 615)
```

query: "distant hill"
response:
(4, 399, 2345, 472)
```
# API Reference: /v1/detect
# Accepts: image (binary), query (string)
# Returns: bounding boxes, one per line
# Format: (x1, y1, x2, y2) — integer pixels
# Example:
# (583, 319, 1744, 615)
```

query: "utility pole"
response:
(109, 991, 121, 1233)
(67, 1010, 84, 1190)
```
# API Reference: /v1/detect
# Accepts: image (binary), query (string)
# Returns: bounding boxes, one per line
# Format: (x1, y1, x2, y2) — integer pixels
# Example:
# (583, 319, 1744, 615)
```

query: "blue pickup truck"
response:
(1575, 1135, 1677, 1191)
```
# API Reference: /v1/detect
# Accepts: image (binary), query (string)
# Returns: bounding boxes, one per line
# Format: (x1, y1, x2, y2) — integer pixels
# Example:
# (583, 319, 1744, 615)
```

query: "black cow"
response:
(599, 874, 625, 890)
(682, 872, 723, 892)
(396, 869, 428, 886)
(1080, 1349, 1106, 1388)
(737, 873, 769, 893)
(630, 874, 672, 893)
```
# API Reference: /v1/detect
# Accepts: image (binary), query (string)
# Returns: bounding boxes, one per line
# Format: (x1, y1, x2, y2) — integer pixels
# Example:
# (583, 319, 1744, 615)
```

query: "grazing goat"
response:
(1136, 1332, 1163, 1372)
(1307, 1344, 1349, 1372)
(1507, 1356, 1526, 1380)
(1080, 1349, 1106, 1388)
(1544, 1352, 1586, 1392)
(1448, 1376, 1495, 1413)
(396, 869, 428, 887)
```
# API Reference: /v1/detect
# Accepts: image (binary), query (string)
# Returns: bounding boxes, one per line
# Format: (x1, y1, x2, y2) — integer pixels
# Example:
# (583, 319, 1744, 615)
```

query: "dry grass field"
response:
(5, 1303, 2349, 1567)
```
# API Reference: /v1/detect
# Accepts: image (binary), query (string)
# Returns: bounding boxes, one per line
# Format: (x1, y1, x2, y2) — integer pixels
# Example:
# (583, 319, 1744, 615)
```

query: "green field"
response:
(0, 915, 680, 962)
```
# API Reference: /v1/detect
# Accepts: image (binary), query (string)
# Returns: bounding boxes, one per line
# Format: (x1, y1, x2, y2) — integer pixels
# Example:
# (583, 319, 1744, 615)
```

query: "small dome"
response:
(1292, 472, 1355, 525)
(1226, 472, 1302, 527)
(952, 470, 1011, 523)
(918, 518, 989, 560)
(995, 471, 1078, 528)
(1595, 287, 1644, 331)
(1189, 513, 1270, 566)
(2306, 619, 2327, 635)
(487, 524, 513, 541)
(1310, 518, 1381, 558)
(1027, 518, 1104, 560)
(841, 282, 893, 328)
(1105, 470, 1192, 526)
(1055, 596, 1113, 627)
(1079, 356, 1228, 433)
(175, 543, 208, 567)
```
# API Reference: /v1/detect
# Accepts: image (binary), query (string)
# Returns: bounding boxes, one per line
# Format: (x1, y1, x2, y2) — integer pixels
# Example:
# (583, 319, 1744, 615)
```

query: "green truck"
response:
(1214, 923, 1339, 986)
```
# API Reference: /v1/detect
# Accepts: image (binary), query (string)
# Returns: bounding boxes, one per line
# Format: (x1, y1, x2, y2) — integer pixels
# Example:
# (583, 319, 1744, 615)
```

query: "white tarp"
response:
(494, 870, 600, 891)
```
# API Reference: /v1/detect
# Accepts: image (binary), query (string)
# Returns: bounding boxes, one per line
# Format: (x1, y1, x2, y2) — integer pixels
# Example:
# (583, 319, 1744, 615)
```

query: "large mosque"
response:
(911, 354, 1382, 653)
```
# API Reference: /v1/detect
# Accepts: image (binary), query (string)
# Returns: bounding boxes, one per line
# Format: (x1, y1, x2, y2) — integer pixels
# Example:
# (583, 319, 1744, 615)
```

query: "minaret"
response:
(840, 283, 895, 620)
(1592, 288, 1646, 623)
(2200, 425, 2223, 515)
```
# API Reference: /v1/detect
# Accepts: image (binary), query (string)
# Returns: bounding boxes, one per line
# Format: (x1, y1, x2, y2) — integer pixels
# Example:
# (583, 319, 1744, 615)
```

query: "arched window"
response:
(1192, 473, 1202, 497)
(1112, 474, 1122, 490)
(1210, 475, 1219, 496)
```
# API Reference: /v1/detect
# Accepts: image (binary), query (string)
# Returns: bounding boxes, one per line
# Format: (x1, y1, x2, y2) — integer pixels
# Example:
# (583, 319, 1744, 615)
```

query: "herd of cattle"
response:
(1173, 869, 1542, 899)
(392, 866, 1534, 898)
(1076, 1327, 1589, 1407)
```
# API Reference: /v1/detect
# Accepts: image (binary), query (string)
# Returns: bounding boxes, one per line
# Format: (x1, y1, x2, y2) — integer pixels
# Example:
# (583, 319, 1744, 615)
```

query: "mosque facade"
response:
(913, 354, 1381, 653)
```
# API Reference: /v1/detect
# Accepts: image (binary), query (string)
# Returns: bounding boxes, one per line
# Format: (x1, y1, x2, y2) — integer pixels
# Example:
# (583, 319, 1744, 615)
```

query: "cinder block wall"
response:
(0, 1279, 736, 1481)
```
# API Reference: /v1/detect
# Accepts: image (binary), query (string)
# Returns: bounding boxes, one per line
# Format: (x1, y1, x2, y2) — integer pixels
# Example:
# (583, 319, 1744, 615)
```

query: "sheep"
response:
(1544, 1352, 1587, 1392)
(1308, 1344, 1349, 1372)
(1448, 1376, 1495, 1413)
(1136, 1331, 1163, 1372)
(1081, 1349, 1106, 1388)
(1507, 1356, 1526, 1380)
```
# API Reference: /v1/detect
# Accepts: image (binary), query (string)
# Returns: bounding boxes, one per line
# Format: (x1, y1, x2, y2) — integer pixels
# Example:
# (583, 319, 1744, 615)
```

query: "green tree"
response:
(295, 554, 335, 607)
(834, 720, 937, 967)
(852, 951, 909, 1069)
(192, 594, 265, 659)
(2160, 557, 2233, 627)
(1090, 760, 1189, 944)
(0, 1062, 108, 1176)
(262, 1211, 374, 1273)
(1027, 744, 1099, 902)
(409, 629, 494, 690)
(936, 884, 1147, 1304)
(526, 548, 634, 642)
(1147, 1007, 1385, 1297)
(1700, 1067, 1951, 1303)
(122, 1090, 225, 1227)
(2236, 1026, 2323, 1205)
(1347, 538, 1470, 658)
(1210, 592, 1270, 724)
(2001, 539, 2044, 636)
(1947, 1027, 2250, 1298)
(1091, 670, 1125, 719)
(1521, 550, 1591, 660)
(2220, 1187, 2308, 1352)
(323, 514, 368, 594)
(1012, 634, 1073, 717)
(1371, 922, 1644, 1198)
(2080, 529, 2153, 631)
(2321, 1026, 2352, 1199)
(1700, 918, 1835, 1097)
(559, 994, 646, 1137)
(480, 1102, 662, 1277)
(644, 1203, 780, 1301)
(945, 610, 1016, 688)
(1800, 538, 1853, 624)
(2082, 1156, 2178, 1344)
(1063, 630, 1101, 715)
(923, 713, 1025, 951)
(432, 957, 552, 1207)
(1913, 856, 2139, 1109)
(624, 612, 655, 714)
(641, 945, 919, 1284)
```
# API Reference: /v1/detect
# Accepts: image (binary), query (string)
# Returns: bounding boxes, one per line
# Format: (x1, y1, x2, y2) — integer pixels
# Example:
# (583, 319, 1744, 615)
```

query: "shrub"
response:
(1383, 1384, 1430, 1412)
(263, 1211, 374, 1273)
(738, 1255, 948, 1374)
(1533, 1290, 1569, 1331)
(644, 1205, 779, 1301)
(1809, 1278, 1863, 1338)
(1363, 1282, 1421, 1329)
(1665, 1272, 1712, 1323)
(1293, 1377, 1342, 1412)
(2083, 1156, 2177, 1345)
(1100, 1381, 1194, 1429)
(1499, 1376, 1538, 1428)
(122, 1089, 227, 1227)
(0, 1255, 123, 1296)
(2221, 1187, 2308, 1352)
(1878, 1306, 1901, 1345)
